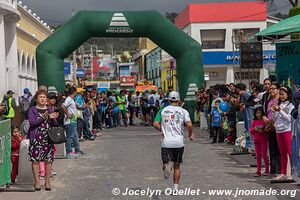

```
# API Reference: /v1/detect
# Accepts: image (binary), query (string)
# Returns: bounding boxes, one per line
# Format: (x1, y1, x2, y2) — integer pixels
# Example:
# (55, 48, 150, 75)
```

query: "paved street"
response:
(1, 126, 299, 200)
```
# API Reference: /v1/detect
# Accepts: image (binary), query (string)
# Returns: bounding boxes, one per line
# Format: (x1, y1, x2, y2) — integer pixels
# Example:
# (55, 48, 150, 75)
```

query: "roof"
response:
(256, 14, 300, 38)
(175, 2, 267, 29)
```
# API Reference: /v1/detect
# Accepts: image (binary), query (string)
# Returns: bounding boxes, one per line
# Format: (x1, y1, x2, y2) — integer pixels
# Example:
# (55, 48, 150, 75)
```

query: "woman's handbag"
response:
(47, 127, 66, 144)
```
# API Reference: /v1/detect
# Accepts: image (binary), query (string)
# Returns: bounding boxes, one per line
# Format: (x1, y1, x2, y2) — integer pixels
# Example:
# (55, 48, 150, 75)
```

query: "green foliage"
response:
(289, 6, 300, 40)
(289, 6, 300, 17)
(165, 12, 179, 24)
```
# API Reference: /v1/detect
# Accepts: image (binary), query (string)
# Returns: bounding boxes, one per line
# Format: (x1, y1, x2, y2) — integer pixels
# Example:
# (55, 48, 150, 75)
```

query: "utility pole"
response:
(91, 45, 94, 83)
(72, 9, 78, 86)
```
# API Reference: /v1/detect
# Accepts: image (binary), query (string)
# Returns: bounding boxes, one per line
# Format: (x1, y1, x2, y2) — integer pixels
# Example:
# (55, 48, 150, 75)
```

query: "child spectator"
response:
(83, 98, 95, 140)
(11, 125, 25, 183)
(210, 99, 223, 144)
(250, 106, 269, 177)
(272, 86, 294, 181)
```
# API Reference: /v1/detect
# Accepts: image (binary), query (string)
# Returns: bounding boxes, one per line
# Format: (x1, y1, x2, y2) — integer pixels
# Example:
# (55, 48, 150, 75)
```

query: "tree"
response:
(165, 12, 179, 24)
(269, 0, 298, 7)
(288, 0, 299, 7)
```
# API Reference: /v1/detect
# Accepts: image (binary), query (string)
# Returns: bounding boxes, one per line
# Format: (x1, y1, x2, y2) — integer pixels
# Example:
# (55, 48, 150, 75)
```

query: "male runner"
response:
(153, 91, 193, 193)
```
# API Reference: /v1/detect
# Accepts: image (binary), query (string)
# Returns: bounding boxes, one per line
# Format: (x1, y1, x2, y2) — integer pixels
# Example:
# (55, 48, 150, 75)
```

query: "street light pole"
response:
(91, 45, 94, 83)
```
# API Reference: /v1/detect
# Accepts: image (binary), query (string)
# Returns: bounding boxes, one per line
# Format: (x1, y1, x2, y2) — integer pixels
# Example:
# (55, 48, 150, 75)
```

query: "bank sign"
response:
(203, 50, 276, 65)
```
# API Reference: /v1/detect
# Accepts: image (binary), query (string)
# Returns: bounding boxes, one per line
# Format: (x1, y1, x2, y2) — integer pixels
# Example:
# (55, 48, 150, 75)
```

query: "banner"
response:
(92, 57, 118, 81)
(0, 120, 11, 186)
(64, 62, 71, 75)
(119, 65, 130, 76)
(120, 76, 135, 86)
(276, 41, 300, 85)
(97, 81, 111, 92)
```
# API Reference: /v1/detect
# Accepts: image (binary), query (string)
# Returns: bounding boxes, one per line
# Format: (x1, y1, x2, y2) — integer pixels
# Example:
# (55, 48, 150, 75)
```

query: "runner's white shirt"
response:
(155, 105, 191, 148)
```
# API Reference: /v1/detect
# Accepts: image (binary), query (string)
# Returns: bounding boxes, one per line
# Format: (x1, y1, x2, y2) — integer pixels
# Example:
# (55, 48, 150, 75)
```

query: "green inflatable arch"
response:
(36, 10, 203, 101)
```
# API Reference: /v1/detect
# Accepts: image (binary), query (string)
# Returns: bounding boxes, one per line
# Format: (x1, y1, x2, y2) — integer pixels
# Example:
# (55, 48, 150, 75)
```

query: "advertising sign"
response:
(76, 68, 85, 78)
(119, 64, 135, 86)
(120, 76, 135, 85)
(92, 57, 118, 81)
(0, 120, 11, 185)
(202, 50, 276, 65)
(64, 62, 71, 75)
(97, 81, 111, 92)
(119, 65, 131, 76)
(276, 41, 300, 85)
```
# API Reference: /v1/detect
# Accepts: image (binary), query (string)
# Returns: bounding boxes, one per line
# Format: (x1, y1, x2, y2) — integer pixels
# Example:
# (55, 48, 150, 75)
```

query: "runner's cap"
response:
(169, 91, 180, 101)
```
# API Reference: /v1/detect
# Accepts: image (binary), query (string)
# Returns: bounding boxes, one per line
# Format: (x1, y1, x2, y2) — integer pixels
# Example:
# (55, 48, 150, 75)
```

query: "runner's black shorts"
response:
(161, 147, 184, 164)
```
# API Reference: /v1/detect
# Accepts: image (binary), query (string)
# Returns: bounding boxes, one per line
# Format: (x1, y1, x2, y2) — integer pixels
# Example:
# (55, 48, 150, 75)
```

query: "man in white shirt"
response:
(61, 87, 81, 159)
(153, 91, 193, 194)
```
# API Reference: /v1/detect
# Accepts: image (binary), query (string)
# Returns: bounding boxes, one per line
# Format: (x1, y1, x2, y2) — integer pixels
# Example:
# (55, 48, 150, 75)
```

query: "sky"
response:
(20, 0, 293, 25)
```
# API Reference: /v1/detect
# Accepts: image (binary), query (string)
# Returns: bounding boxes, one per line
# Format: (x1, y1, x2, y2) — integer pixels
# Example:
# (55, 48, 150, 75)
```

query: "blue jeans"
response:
(83, 118, 93, 138)
(65, 123, 80, 154)
(114, 112, 120, 126)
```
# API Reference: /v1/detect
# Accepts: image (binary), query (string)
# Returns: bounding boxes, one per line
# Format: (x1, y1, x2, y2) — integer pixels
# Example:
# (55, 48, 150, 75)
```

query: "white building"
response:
(0, 0, 20, 98)
(0, 0, 53, 99)
(175, 1, 280, 87)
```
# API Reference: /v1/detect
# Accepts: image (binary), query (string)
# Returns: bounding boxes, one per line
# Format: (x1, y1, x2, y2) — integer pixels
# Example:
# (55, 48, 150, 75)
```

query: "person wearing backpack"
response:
(209, 99, 223, 144)
(147, 90, 158, 124)
(19, 88, 33, 121)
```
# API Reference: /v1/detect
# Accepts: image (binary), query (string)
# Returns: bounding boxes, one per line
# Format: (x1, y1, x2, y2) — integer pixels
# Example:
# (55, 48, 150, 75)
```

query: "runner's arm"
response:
(183, 109, 193, 140)
(153, 108, 164, 131)
(153, 121, 161, 131)
(186, 121, 193, 140)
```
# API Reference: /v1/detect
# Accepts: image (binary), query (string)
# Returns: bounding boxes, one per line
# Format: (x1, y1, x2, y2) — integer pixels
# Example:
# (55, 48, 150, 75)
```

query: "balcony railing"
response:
(0, 0, 17, 9)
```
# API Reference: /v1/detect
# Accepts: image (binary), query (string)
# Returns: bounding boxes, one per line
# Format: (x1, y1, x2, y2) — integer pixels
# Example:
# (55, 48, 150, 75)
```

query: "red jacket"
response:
(250, 119, 268, 142)
(11, 136, 24, 156)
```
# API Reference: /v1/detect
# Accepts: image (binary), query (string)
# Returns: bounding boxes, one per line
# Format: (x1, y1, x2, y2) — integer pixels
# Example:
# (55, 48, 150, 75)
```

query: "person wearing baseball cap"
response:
(153, 91, 193, 194)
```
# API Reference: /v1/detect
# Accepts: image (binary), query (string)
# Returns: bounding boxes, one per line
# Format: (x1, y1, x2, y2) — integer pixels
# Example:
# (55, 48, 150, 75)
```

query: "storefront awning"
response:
(256, 14, 300, 39)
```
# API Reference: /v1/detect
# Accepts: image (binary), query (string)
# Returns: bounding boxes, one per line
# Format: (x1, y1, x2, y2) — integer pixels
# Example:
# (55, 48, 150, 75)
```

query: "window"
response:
(201, 29, 226, 49)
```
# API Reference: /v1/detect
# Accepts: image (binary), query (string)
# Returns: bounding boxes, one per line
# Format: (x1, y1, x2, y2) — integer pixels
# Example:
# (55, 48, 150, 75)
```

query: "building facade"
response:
(161, 59, 177, 92)
(133, 38, 157, 80)
(16, 1, 53, 95)
(0, 0, 20, 98)
(0, 0, 53, 98)
(175, 1, 279, 87)
(144, 47, 161, 87)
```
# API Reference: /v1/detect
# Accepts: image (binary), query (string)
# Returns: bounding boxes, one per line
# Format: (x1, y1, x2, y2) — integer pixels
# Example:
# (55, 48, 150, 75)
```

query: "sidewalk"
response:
(194, 128, 300, 200)
(0, 133, 99, 200)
